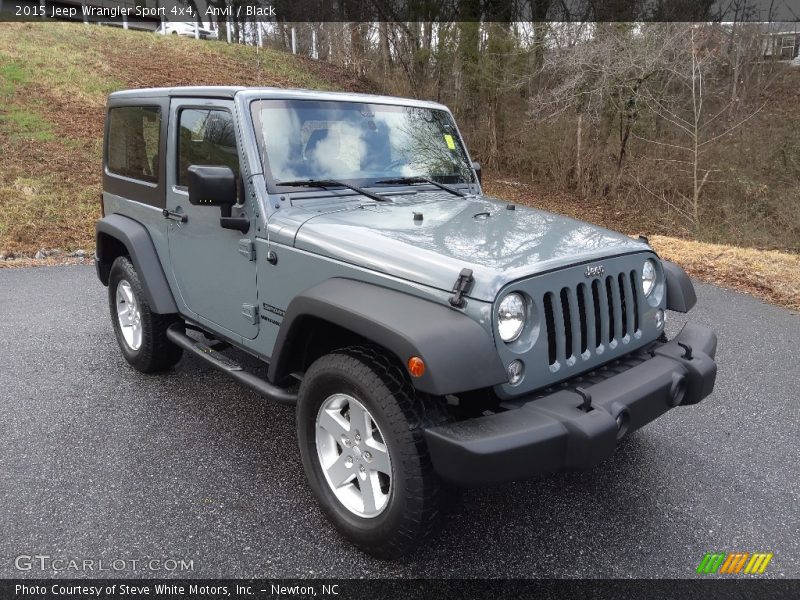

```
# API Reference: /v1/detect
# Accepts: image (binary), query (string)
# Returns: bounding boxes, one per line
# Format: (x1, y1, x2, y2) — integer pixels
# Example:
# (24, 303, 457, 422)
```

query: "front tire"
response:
(108, 256, 182, 373)
(297, 346, 453, 559)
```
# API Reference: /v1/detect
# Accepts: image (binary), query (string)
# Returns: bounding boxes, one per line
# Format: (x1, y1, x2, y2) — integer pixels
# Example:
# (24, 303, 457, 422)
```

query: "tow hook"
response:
(575, 387, 593, 413)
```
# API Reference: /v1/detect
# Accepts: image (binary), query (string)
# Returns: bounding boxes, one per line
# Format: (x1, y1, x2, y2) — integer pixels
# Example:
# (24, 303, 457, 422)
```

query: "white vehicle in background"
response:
(155, 22, 217, 40)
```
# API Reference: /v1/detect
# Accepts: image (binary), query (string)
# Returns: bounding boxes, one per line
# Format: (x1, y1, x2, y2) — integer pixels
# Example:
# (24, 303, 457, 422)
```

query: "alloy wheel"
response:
(315, 393, 393, 518)
(115, 280, 143, 351)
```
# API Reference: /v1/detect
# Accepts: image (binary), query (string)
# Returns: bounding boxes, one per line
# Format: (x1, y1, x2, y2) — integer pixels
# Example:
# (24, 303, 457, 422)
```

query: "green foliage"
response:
(0, 60, 27, 98)
(0, 33, 121, 104)
(1, 108, 54, 141)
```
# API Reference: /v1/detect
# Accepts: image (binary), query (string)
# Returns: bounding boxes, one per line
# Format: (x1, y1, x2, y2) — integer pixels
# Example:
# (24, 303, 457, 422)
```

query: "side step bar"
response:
(166, 323, 297, 406)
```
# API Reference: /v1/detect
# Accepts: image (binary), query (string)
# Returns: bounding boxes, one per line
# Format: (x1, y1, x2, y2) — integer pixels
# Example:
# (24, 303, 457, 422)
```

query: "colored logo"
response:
(696, 552, 773, 574)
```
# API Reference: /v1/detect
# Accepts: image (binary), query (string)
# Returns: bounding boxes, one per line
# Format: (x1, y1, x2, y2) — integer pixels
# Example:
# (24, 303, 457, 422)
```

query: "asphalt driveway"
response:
(0, 265, 797, 578)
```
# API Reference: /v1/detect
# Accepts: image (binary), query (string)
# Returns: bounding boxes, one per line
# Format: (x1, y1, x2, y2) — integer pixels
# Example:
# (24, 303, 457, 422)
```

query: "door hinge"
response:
(238, 239, 256, 261)
(449, 268, 474, 308)
(242, 303, 258, 325)
(162, 208, 187, 223)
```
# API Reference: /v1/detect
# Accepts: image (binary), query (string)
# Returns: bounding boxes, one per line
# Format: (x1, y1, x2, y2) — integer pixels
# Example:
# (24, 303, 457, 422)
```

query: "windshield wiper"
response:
(276, 179, 390, 203)
(375, 176, 466, 197)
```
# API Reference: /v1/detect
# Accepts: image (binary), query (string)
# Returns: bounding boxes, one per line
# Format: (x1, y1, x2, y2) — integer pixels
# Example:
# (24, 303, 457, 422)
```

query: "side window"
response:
(177, 108, 240, 188)
(107, 106, 161, 183)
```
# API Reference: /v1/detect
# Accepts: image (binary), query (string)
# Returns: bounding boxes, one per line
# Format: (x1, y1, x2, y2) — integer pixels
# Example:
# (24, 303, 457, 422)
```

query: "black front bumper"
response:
(424, 323, 717, 486)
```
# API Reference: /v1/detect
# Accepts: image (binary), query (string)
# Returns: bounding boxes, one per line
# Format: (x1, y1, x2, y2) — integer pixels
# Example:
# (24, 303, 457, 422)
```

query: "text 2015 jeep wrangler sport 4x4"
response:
(96, 87, 717, 558)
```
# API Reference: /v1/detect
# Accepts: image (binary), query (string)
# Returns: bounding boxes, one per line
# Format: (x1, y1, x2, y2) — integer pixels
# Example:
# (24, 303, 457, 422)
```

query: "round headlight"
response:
(642, 259, 657, 297)
(498, 293, 526, 342)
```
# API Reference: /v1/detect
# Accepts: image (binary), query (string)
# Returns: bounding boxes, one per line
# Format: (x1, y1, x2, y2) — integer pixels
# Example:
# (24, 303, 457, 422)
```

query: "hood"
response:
(289, 194, 650, 301)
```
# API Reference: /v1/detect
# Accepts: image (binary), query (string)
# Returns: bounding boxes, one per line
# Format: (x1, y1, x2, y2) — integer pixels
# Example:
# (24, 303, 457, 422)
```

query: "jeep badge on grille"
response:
(585, 265, 605, 277)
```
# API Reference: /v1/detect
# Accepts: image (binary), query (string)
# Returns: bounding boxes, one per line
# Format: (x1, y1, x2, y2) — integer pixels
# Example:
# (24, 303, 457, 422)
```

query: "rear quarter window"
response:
(106, 106, 162, 184)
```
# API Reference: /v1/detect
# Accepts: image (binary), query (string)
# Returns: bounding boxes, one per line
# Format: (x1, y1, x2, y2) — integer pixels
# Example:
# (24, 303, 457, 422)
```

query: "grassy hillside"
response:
(0, 21, 370, 255)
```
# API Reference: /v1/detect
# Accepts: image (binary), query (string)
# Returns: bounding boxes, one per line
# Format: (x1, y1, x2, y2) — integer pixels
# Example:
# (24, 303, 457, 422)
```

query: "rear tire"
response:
(297, 346, 454, 559)
(108, 256, 182, 373)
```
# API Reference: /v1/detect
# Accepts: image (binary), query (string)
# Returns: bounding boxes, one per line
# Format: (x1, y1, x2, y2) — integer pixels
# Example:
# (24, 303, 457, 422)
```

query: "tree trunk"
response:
(576, 112, 583, 189)
(379, 22, 392, 85)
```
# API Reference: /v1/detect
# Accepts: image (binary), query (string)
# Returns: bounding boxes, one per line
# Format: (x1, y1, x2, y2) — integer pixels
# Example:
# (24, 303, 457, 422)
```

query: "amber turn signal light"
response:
(407, 356, 425, 378)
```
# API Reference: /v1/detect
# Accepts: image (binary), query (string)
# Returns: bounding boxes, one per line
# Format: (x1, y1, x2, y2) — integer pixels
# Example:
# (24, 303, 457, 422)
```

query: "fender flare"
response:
(95, 214, 178, 314)
(268, 279, 507, 396)
(662, 260, 697, 313)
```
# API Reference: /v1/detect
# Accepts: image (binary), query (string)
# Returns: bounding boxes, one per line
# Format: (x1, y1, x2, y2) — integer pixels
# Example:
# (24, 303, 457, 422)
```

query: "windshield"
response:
(250, 99, 475, 187)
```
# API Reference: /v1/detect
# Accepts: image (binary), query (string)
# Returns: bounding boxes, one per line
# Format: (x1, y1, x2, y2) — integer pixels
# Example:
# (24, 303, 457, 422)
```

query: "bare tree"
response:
(635, 26, 766, 232)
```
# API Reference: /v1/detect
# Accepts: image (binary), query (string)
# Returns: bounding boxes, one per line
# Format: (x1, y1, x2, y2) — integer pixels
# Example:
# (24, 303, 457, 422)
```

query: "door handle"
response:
(163, 208, 187, 223)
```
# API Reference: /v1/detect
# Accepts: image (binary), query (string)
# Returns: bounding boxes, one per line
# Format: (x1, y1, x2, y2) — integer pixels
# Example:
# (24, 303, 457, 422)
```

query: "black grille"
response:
(544, 270, 641, 366)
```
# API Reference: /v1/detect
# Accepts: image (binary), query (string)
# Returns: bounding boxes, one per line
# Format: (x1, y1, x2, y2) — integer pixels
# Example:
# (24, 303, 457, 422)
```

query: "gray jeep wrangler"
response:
(96, 86, 717, 558)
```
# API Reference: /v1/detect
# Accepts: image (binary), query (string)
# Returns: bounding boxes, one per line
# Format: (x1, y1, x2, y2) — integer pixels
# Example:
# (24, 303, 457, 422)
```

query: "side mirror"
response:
(187, 165, 249, 233)
(187, 165, 236, 208)
(471, 161, 482, 184)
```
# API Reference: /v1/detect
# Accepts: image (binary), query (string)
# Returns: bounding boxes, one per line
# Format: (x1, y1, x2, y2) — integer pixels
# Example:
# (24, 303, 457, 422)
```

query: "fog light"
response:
(669, 373, 687, 407)
(507, 360, 524, 385)
(654, 309, 665, 329)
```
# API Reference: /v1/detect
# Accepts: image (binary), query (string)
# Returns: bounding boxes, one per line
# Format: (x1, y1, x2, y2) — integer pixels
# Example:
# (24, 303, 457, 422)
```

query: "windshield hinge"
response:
(449, 268, 474, 308)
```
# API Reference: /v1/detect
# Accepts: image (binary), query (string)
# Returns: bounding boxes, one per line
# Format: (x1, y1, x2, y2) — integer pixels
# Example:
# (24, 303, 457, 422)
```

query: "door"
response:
(166, 99, 259, 339)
